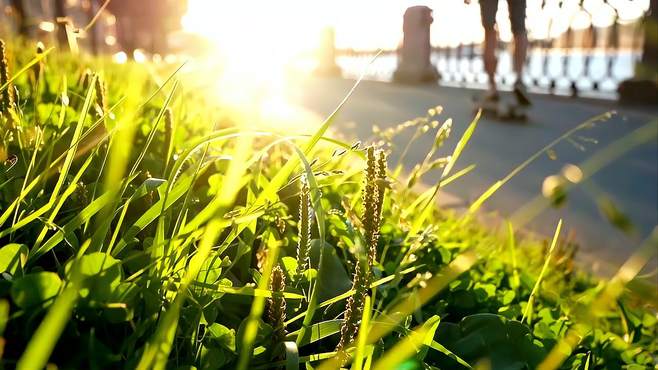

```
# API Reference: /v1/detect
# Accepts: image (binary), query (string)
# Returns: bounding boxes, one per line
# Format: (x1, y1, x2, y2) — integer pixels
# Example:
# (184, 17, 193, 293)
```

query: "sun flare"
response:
(181, 0, 325, 133)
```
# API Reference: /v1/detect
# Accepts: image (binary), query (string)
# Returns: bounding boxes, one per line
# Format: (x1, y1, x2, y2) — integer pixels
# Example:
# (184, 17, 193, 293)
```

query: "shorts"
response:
(479, 0, 526, 35)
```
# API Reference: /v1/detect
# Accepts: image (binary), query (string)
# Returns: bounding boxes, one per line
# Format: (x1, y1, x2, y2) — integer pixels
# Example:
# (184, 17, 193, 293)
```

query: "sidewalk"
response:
(290, 77, 658, 273)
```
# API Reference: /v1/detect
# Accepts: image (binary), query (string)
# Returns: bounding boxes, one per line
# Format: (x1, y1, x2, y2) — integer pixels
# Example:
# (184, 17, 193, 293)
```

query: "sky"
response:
(181, 0, 650, 53)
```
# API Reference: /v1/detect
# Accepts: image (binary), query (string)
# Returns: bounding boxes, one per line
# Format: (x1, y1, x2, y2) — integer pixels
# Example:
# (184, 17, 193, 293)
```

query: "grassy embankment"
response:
(0, 39, 656, 369)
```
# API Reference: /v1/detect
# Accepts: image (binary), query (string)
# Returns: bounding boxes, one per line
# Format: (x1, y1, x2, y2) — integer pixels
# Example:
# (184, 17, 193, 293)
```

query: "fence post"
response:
(618, 0, 658, 104)
(54, 0, 68, 48)
(315, 27, 342, 77)
(9, 0, 30, 37)
(639, 0, 658, 80)
(393, 6, 439, 84)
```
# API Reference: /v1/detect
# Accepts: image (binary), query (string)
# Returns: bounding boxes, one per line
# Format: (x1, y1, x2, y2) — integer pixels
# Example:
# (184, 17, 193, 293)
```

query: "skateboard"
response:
(472, 94, 529, 122)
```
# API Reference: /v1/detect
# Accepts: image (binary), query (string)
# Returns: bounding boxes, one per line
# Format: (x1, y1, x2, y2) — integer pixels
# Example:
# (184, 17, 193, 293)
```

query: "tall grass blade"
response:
(408, 113, 480, 238)
(0, 47, 53, 94)
(522, 219, 562, 323)
(353, 295, 372, 370)
(370, 315, 440, 370)
(469, 112, 614, 215)
(511, 120, 658, 227)
(284, 341, 299, 370)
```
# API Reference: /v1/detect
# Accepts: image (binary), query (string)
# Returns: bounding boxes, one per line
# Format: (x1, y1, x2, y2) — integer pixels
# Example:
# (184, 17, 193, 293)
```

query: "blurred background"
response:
(0, 0, 656, 272)
(0, 0, 655, 98)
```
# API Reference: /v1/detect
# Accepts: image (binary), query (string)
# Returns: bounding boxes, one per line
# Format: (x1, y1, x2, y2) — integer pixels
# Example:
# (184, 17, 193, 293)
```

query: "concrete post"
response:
(9, 0, 30, 37)
(393, 6, 439, 84)
(618, 0, 657, 104)
(638, 0, 657, 79)
(315, 27, 342, 77)
(54, 0, 68, 48)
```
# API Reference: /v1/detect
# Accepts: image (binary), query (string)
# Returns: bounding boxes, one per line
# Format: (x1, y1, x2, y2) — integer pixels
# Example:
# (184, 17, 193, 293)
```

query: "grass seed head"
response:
(296, 175, 312, 276)
(164, 107, 174, 171)
(79, 68, 92, 89)
(433, 119, 452, 149)
(94, 74, 107, 118)
(31, 42, 45, 85)
(361, 146, 379, 266)
(372, 149, 387, 236)
(336, 146, 388, 352)
(0, 39, 15, 115)
(267, 265, 287, 347)
(336, 259, 367, 351)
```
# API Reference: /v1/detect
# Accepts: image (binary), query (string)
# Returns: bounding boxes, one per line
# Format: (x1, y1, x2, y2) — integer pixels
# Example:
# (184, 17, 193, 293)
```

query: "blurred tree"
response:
(9, 0, 29, 36)
(641, 0, 657, 78)
(619, 0, 658, 104)
(54, 0, 67, 47)
(85, 0, 99, 54)
(106, 0, 187, 55)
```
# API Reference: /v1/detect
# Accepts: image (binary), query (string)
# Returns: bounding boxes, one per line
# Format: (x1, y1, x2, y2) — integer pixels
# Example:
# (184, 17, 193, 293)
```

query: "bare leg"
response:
(483, 27, 498, 96)
(512, 31, 531, 105)
(508, 0, 529, 95)
(513, 32, 528, 84)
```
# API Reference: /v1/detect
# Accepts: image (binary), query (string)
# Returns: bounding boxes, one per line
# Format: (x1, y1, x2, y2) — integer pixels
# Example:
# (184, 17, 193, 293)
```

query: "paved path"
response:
(289, 77, 658, 274)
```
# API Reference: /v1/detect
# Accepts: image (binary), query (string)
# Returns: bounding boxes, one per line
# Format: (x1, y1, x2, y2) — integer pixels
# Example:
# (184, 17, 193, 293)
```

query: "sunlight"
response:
(182, 0, 323, 133)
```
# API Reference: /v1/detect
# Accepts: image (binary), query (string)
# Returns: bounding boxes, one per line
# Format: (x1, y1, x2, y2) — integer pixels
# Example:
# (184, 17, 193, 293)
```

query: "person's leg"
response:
(479, 0, 499, 99)
(508, 0, 531, 105)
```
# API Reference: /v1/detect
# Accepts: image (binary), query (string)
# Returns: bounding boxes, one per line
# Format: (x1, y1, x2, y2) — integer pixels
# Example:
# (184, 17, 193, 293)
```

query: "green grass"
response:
(0, 38, 656, 370)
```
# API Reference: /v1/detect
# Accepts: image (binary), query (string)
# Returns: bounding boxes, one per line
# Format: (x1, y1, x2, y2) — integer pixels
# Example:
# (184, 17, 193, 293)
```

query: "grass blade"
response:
(284, 341, 299, 370)
(522, 219, 562, 323)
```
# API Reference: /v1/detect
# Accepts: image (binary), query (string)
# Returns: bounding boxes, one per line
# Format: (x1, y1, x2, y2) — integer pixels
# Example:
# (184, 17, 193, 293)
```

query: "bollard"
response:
(618, 0, 658, 105)
(315, 27, 342, 77)
(393, 6, 439, 84)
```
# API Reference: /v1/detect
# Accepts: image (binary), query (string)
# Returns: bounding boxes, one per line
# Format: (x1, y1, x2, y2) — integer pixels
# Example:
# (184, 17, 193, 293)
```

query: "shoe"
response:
(513, 82, 531, 106)
(482, 90, 500, 103)
(477, 90, 500, 111)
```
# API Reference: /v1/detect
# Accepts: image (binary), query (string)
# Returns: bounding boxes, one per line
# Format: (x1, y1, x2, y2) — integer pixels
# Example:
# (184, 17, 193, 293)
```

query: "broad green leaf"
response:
(64, 252, 122, 301)
(11, 272, 62, 308)
(430, 314, 545, 369)
(16, 241, 91, 370)
(206, 323, 237, 352)
(0, 243, 28, 275)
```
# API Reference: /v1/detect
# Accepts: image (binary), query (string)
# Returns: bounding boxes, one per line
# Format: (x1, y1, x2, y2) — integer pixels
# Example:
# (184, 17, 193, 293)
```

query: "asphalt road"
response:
(289, 77, 658, 274)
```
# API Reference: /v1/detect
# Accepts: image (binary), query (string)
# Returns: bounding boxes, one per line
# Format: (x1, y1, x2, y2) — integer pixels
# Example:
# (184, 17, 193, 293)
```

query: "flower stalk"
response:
(296, 175, 312, 276)
(0, 39, 15, 117)
(266, 265, 287, 348)
(337, 146, 387, 351)
(94, 74, 107, 119)
(164, 107, 174, 173)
